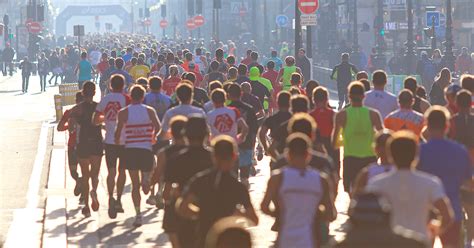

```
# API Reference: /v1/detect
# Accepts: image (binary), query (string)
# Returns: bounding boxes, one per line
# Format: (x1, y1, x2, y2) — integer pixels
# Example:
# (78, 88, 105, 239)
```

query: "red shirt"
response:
(262, 70, 280, 92)
(60, 109, 77, 148)
(241, 57, 252, 66)
(163, 76, 182, 96)
(309, 107, 335, 138)
(97, 61, 109, 75)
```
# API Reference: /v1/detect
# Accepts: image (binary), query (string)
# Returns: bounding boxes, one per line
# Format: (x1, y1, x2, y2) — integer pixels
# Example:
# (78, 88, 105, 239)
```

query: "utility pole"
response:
(430, 15, 437, 53)
(404, 0, 416, 74)
(374, 0, 386, 70)
(350, 0, 360, 70)
(130, 0, 134, 34)
(443, 0, 455, 72)
(263, 0, 268, 46)
(294, 0, 302, 56)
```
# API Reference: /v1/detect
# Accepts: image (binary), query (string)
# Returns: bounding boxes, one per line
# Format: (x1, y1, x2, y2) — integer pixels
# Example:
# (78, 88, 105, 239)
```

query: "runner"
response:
(68, 81, 103, 217)
(460, 74, 474, 108)
(241, 82, 265, 120)
(109, 58, 133, 91)
(330, 53, 358, 109)
(150, 116, 187, 247)
(206, 88, 248, 140)
(182, 72, 209, 106)
(203, 81, 223, 113)
(115, 85, 161, 227)
(266, 50, 283, 71)
(444, 84, 462, 115)
(176, 135, 259, 248)
(159, 83, 206, 140)
(162, 65, 182, 96)
(93, 74, 131, 218)
(19, 56, 32, 93)
(366, 131, 454, 243)
(261, 133, 336, 248)
(129, 57, 151, 83)
(418, 106, 473, 247)
(143, 76, 172, 120)
(227, 83, 259, 188)
(247, 51, 261, 70)
(403, 76, 431, 113)
(97, 53, 110, 98)
(363, 70, 398, 119)
(249, 67, 272, 111)
(235, 64, 250, 85)
(203, 61, 226, 86)
(241, 49, 252, 66)
(384, 89, 424, 137)
(37, 52, 50, 92)
(332, 82, 383, 194)
(75, 52, 95, 89)
(352, 130, 394, 195)
(277, 56, 302, 92)
(166, 115, 213, 247)
(57, 92, 84, 203)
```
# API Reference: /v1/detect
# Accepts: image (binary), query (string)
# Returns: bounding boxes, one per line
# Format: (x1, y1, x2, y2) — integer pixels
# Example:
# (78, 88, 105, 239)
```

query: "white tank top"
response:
(278, 167, 322, 248)
(194, 56, 205, 73)
(124, 104, 154, 151)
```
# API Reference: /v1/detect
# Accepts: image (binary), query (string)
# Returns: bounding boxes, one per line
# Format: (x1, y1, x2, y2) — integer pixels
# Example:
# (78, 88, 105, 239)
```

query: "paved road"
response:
(0, 73, 56, 245)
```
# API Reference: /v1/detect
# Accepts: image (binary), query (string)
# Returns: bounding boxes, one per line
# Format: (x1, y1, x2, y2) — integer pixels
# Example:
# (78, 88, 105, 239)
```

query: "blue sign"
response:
(426, 11, 440, 27)
(276, 15, 289, 27)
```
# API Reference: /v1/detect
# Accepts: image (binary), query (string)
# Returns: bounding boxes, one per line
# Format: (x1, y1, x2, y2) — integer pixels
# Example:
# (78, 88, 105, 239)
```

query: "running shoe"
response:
(82, 206, 91, 218)
(155, 193, 165, 210)
(90, 191, 99, 211)
(133, 215, 142, 227)
(256, 147, 264, 161)
(108, 198, 117, 219)
(73, 177, 82, 196)
(146, 195, 157, 206)
(115, 200, 124, 213)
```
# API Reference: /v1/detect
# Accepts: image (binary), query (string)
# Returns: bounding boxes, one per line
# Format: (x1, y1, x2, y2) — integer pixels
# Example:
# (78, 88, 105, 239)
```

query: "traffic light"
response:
(214, 0, 221, 9)
(187, 0, 195, 16)
(37, 5, 44, 22)
(379, 27, 385, 37)
(196, 0, 203, 14)
(145, 8, 150, 18)
(161, 4, 166, 18)
(139, 8, 143, 18)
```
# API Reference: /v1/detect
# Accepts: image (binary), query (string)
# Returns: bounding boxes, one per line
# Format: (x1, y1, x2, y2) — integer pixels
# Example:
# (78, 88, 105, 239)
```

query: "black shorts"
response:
(104, 144, 125, 169)
(343, 156, 377, 192)
(67, 146, 78, 168)
(163, 200, 179, 233)
(76, 141, 103, 159)
(123, 148, 153, 171)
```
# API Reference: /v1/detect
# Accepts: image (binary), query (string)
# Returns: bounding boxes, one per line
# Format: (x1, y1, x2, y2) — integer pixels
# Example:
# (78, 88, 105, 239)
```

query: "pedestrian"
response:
(176, 135, 259, 248)
(68, 82, 103, 217)
(48, 51, 62, 85)
(460, 74, 474, 108)
(2, 43, 15, 76)
(363, 70, 398, 119)
(75, 51, 95, 89)
(330, 53, 358, 110)
(96, 53, 110, 98)
(384, 90, 424, 137)
(115, 85, 161, 227)
(296, 48, 311, 82)
(57, 92, 85, 204)
(227, 83, 259, 188)
(261, 133, 336, 248)
(19, 56, 32, 93)
(332, 82, 383, 194)
(366, 130, 454, 243)
(93, 74, 131, 219)
(38, 52, 50, 92)
(429, 67, 452, 106)
(404, 76, 431, 113)
(418, 106, 473, 247)
(456, 47, 472, 74)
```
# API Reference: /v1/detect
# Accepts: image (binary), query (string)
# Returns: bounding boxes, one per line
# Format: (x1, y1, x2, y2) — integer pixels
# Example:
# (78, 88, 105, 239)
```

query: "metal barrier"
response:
(58, 83, 79, 106)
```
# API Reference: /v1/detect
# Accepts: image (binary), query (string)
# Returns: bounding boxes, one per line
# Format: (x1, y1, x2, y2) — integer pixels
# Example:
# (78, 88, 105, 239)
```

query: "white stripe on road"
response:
(4, 122, 49, 248)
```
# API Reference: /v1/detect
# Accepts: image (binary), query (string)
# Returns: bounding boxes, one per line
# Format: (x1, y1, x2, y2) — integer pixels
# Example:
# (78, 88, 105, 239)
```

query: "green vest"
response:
(282, 66, 297, 91)
(342, 106, 375, 158)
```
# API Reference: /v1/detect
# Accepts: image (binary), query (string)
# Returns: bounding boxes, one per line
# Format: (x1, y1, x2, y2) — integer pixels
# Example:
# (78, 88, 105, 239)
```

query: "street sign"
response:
(194, 15, 205, 27)
(230, 2, 248, 15)
(73, 25, 85, 36)
(27, 22, 42, 34)
(25, 18, 33, 27)
(426, 11, 440, 27)
(300, 14, 317, 26)
(143, 19, 152, 26)
(276, 15, 289, 27)
(159, 19, 168, 28)
(298, 0, 319, 14)
(186, 18, 196, 30)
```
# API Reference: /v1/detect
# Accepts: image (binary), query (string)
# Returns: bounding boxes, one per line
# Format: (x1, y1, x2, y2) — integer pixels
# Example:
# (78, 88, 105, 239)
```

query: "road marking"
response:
(4, 122, 49, 247)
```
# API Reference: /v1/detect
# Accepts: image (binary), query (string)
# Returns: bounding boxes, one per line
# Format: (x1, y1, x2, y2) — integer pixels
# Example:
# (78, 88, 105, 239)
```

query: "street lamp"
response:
(404, 0, 416, 74)
(443, 0, 455, 72)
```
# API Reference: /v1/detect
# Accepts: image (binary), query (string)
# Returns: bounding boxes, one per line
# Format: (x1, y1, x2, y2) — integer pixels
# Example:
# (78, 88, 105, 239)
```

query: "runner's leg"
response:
(78, 158, 91, 216)
(89, 155, 102, 211)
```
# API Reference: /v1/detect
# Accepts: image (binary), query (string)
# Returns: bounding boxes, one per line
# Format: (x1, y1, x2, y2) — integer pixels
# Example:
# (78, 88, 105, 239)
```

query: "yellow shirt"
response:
(129, 65, 150, 81)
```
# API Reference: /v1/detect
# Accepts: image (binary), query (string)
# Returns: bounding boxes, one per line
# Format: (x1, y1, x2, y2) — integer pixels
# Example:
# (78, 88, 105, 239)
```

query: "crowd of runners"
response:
(52, 34, 474, 248)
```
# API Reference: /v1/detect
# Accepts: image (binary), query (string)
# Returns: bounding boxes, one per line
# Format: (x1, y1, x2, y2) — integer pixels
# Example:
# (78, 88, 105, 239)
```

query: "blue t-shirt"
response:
(109, 69, 133, 88)
(78, 60, 93, 81)
(122, 54, 132, 63)
(418, 138, 472, 221)
(266, 57, 283, 71)
(144, 92, 172, 120)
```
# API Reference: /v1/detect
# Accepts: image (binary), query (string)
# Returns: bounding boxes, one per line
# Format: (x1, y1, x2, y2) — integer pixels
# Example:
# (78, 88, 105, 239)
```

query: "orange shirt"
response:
(384, 109, 424, 136)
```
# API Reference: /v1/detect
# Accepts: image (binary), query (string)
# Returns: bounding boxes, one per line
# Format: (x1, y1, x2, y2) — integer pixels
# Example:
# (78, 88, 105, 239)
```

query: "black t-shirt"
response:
(262, 111, 292, 138)
(161, 144, 187, 175)
(183, 168, 251, 248)
(241, 93, 263, 114)
(164, 146, 213, 187)
(76, 101, 103, 144)
(272, 119, 291, 153)
(208, 71, 225, 83)
(228, 100, 258, 149)
(250, 80, 271, 106)
(235, 75, 250, 85)
(272, 150, 335, 175)
(194, 87, 209, 106)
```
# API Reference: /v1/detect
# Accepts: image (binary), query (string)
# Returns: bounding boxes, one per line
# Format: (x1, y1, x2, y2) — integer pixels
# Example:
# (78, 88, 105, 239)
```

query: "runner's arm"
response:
(147, 107, 161, 141)
(92, 111, 104, 126)
(432, 197, 454, 236)
(260, 173, 281, 217)
(370, 110, 384, 131)
(352, 168, 369, 196)
(331, 111, 345, 149)
(276, 68, 284, 84)
(115, 109, 126, 145)
(57, 111, 70, 132)
(320, 173, 337, 222)
(151, 151, 166, 186)
(237, 118, 249, 144)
